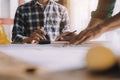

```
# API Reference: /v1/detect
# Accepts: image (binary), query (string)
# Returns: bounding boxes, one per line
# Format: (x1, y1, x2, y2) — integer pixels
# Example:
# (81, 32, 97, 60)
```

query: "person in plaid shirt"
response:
(12, 0, 76, 43)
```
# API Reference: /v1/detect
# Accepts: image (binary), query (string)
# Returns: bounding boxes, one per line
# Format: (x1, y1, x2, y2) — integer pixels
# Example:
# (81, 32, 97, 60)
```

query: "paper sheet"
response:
(0, 44, 92, 72)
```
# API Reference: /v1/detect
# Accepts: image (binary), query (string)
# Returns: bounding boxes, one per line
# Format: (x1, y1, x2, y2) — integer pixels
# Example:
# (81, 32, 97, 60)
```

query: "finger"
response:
(77, 30, 96, 45)
(69, 36, 78, 44)
(40, 34, 47, 40)
(70, 32, 84, 44)
(38, 35, 44, 40)
(72, 35, 87, 45)
(55, 32, 72, 41)
(35, 33, 41, 39)
(36, 30, 47, 40)
(31, 33, 41, 40)
(32, 32, 47, 40)
(70, 32, 85, 44)
(29, 38, 39, 44)
(31, 40, 37, 44)
(75, 35, 91, 45)
(36, 28, 46, 35)
(33, 36, 40, 41)
(62, 32, 71, 36)
(55, 35, 62, 41)
(41, 27, 45, 33)
(31, 32, 37, 37)
(61, 36, 71, 41)
(56, 32, 71, 41)
(35, 29, 43, 35)
(71, 30, 89, 45)
(78, 36, 91, 45)
(55, 37, 60, 41)
(59, 37, 64, 41)
(32, 40, 39, 44)
(72, 40, 81, 45)
(77, 31, 87, 40)
(40, 28, 46, 35)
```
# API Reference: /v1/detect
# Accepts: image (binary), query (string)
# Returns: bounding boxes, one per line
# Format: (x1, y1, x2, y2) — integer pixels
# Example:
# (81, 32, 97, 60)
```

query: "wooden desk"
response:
(0, 42, 120, 80)
(49, 68, 120, 80)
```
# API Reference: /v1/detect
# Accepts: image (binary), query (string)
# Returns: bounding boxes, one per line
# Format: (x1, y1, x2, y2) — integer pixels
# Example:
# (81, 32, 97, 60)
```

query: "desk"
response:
(48, 68, 120, 80)
(0, 42, 120, 80)
(0, 44, 89, 71)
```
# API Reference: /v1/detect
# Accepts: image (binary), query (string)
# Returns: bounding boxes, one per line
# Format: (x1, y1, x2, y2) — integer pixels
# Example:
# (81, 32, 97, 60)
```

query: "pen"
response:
(55, 30, 77, 41)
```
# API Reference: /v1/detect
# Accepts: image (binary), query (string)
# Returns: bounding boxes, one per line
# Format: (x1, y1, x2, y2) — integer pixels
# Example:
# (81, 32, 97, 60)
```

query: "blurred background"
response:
(0, 0, 120, 42)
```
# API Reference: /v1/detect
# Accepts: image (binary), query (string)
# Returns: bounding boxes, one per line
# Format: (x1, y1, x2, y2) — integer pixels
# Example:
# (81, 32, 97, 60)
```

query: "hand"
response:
(55, 31, 77, 41)
(70, 26, 103, 45)
(22, 27, 47, 44)
(22, 37, 39, 44)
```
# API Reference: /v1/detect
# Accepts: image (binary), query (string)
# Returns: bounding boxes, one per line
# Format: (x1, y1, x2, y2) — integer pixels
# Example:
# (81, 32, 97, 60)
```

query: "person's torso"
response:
(19, 0, 66, 41)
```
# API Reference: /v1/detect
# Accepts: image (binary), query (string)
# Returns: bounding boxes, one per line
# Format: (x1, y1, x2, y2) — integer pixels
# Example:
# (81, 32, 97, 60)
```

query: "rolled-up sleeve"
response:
(12, 6, 27, 43)
(92, 0, 116, 20)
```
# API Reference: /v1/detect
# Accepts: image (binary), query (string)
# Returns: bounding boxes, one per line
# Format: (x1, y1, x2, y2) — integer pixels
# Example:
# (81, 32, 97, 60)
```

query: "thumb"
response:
(40, 27, 46, 35)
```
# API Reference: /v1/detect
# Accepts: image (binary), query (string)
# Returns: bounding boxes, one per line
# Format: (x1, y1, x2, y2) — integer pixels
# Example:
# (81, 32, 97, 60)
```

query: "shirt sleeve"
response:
(60, 7, 70, 33)
(12, 6, 27, 43)
(91, 0, 116, 20)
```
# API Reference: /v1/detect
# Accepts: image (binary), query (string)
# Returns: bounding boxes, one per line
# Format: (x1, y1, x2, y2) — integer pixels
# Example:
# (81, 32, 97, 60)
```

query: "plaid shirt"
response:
(12, 0, 70, 42)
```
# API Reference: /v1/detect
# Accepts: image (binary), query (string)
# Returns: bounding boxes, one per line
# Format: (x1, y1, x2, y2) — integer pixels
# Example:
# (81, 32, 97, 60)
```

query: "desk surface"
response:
(0, 44, 89, 72)
(49, 68, 120, 80)
(0, 42, 120, 80)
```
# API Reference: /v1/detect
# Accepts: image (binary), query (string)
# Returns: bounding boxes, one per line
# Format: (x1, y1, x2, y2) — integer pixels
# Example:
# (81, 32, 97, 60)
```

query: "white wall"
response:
(113, 0, 120, 15)
(0, 0, 19, 41)
(10, 0, 19, 19)
(70, 0, 98, 32)
(25, 0, 31, 3)
(0, 0, 1, 17)
(0, 0, 10, 18)
(9, 0, 19, 41)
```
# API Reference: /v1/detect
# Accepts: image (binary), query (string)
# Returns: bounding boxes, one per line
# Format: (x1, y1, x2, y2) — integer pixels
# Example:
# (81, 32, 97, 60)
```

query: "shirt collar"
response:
(32, 0, 54, 7)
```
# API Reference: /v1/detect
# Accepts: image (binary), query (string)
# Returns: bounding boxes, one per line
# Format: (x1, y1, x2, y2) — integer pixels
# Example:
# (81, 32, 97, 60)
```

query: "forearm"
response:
(87, 18, 104, 28)
(88, 0, 116, 28)
(92, 0, 116, 19)
(99, 12, 120, 33)
(12, 34, 28, 43)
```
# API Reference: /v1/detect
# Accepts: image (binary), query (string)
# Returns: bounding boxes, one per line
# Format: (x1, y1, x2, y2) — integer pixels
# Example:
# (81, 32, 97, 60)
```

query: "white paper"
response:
(0, 44, 91, 72)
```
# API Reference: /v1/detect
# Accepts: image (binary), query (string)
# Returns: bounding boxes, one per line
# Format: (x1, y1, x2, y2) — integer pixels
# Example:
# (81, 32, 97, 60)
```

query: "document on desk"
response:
(0, 44, 92, 72)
